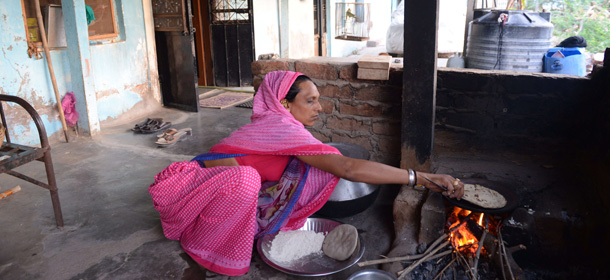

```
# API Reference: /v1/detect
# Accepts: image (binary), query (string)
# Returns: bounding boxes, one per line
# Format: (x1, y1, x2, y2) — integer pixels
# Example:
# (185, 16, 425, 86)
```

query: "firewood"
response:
(472, 222, 489, 279)
(397, 240, 451, 279)
(433, 256, 457, 280)
(358, 233, 448, 267)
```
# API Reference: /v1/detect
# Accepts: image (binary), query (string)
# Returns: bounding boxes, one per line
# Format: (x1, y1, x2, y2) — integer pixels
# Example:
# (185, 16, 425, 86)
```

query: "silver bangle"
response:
(408, 169, 415, 187)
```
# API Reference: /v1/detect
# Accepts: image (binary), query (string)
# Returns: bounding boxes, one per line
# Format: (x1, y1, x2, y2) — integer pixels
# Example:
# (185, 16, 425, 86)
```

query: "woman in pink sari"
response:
(149, 71, 464, 276)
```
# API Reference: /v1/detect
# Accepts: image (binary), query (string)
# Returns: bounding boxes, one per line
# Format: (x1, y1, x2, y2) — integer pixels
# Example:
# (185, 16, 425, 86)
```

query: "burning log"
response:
(358, 213, 473, 268)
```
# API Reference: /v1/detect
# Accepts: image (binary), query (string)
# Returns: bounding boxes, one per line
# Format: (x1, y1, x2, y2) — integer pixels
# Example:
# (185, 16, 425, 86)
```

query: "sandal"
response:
(139, 120, 172, 134)
(157, 128, 178, 138)
(156, 128, 192, 146)
(131, 118, 162, 132)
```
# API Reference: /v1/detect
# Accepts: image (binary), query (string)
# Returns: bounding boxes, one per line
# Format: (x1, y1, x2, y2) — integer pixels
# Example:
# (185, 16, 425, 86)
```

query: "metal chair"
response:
(0, 94, 64, 227)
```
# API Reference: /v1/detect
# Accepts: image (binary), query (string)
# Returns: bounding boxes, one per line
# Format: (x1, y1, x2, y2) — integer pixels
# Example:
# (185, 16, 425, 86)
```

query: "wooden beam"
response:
(401, 0, 439, 171)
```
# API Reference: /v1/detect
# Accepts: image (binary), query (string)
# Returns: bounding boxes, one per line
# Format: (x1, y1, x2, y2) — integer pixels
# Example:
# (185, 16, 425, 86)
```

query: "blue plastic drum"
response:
(544, 47, 586, 76)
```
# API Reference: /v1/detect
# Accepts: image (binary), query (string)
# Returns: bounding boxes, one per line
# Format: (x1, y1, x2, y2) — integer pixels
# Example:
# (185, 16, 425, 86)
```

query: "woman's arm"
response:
(296, 154, 464, 199)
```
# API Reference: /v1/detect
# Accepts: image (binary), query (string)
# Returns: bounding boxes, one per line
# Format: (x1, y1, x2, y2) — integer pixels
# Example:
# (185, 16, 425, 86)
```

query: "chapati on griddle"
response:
(462, 183, 507, 209)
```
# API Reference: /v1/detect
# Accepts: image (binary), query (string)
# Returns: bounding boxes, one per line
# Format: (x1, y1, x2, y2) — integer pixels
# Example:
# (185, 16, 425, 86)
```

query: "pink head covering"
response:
(251, 71, 301, 124)
(209, 71, 339, 155)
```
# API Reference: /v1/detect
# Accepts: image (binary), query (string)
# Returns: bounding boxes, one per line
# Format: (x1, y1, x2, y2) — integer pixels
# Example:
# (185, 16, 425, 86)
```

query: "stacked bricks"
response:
(436, 68, 588, 148)
(252, 58, 589, 164)
(252, 57, 403, 165)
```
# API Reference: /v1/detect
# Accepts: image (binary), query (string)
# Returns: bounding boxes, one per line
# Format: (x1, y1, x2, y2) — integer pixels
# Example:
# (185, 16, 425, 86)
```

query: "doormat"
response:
(236, 99, 253, 108)
(199, 92, 254, 109)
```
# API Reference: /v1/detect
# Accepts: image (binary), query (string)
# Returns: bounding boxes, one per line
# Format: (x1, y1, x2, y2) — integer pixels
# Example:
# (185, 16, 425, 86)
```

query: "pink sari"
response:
(149, 71, 340, 276)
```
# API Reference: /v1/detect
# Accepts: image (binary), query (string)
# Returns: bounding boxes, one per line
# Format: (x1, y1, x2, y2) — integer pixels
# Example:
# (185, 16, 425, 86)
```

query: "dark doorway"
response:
(314, 0, 327, 56)
(152, 0, 199, 112)
(208, 0, 255, 87)
(192, 0, 214, 86)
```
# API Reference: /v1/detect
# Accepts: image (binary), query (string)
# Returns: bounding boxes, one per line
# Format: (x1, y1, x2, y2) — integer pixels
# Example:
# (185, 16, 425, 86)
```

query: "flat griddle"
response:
(444, 178, 519, 214)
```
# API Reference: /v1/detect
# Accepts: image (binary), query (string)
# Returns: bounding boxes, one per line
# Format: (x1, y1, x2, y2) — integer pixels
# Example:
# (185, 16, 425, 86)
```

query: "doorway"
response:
(152, 0, 199, 112)
(205, 0, 255, 87)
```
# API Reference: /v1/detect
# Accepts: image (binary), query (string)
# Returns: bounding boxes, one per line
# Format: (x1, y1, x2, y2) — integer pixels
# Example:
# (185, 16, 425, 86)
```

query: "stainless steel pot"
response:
(315, 142, 380, 218)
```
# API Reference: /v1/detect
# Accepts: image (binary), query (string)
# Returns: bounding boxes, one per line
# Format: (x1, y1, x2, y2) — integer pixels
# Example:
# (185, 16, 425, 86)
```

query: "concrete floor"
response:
(1, 100, 606, 279)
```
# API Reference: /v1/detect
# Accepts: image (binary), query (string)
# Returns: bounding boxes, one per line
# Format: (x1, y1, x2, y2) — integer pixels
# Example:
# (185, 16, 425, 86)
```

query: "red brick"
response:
(326, 116, 369, 132)
(373, 121, 401, 136)
(318, 85, 352, 99)
(295, 62, 337, 80)
(379, 136, 400, 154)
(319, 98, 334, 114)
(355, 86, 401, 103)
(311, 116, 325, 129)
(331, 134, 372, 152)
(251, 61, 290, 75)
(310, 130, 330, 143)
(339, 102, 383, 117)
(339, 64, 358, 82)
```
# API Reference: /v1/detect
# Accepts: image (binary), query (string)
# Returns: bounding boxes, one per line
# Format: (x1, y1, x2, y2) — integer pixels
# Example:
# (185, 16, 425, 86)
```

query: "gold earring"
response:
(280, 99, 289, 109)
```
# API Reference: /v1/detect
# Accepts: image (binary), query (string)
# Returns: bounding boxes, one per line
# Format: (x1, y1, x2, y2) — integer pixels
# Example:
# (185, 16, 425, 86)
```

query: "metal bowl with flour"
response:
(315, 142, 380, 218)
(257, 217, 365, 276)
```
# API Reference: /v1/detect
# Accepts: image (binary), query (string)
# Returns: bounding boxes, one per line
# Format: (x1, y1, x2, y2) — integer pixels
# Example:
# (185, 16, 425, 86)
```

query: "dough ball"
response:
(322, 224, 358, 261)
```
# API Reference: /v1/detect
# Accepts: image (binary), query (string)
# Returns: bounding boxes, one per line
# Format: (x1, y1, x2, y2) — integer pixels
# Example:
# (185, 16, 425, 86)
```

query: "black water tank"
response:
(466, 10, 553, 72)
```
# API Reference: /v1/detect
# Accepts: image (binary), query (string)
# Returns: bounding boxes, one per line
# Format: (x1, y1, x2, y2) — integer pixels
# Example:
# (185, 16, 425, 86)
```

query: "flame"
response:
(448, 208, 486, 255)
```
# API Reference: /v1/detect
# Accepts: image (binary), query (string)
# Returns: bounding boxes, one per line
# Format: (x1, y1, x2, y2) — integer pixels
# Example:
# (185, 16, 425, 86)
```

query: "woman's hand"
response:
(417, 172, 464, 199)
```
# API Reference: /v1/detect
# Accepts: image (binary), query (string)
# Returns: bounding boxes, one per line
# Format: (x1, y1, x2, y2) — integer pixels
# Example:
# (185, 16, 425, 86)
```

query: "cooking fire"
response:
(357, 206, 526, 280)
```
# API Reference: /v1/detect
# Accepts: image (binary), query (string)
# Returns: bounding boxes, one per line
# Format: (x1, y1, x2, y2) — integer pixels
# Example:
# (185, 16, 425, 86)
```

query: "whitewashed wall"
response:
(252, 0, 313, 59)
(253, 0, 280, 59)
(288, 0, 314, 58)
(252, 0, 467, 59)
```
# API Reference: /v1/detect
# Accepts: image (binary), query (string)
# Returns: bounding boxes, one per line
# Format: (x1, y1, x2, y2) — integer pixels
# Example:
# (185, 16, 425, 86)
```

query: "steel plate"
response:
(347, 269, 398, 280)
(256, 218, 365, 277)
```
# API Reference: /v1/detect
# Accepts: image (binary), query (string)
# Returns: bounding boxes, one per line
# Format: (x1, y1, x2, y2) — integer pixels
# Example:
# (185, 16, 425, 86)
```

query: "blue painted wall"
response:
(89, 0, 150, 122)
(0, 1, 72, 145)
(0, 0, 156, 145)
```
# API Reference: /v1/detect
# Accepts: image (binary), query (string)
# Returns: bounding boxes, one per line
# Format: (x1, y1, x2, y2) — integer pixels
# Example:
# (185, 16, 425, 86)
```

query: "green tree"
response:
(526, 0, 610, 53)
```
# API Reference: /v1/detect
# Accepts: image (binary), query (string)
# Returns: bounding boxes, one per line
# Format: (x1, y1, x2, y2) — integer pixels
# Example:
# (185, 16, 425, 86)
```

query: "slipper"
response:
(139, 121, 172, 134)
(157, 128, 178, 138)
(156, 128, 192, 146)
(132, 118, 162, 132)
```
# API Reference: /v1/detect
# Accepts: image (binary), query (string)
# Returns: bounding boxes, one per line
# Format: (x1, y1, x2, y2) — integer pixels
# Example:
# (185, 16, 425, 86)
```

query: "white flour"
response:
(268, 230, 325, 263)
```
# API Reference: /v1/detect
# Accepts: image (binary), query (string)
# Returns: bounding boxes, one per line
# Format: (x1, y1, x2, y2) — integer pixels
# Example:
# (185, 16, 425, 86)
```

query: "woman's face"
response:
(286, 81, 322, 126)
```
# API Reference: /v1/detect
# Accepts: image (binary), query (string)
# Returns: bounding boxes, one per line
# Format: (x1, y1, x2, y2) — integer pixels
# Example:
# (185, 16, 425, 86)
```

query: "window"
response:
(20, 0, 119, 48)
(210, 0, 250, 24)
(86, 0, 118, 40)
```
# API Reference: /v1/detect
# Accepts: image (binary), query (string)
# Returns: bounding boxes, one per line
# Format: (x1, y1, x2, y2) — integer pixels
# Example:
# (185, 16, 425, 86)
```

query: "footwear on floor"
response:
(156, 128, 192, 146)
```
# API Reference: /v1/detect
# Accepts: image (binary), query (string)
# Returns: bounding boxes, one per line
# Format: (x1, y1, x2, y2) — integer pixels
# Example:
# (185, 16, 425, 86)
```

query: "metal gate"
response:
(209, 0, 255, 87)
(152, 0, 199, 112)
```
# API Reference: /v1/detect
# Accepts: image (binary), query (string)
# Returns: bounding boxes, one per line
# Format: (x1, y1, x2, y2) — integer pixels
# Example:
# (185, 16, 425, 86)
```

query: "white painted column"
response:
(142, 0, 161, 103)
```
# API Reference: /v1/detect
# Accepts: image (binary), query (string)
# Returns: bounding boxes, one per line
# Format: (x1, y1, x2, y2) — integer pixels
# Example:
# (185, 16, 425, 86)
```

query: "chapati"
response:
(322, 224, 358, 261)
(462, 183, 507, 209)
